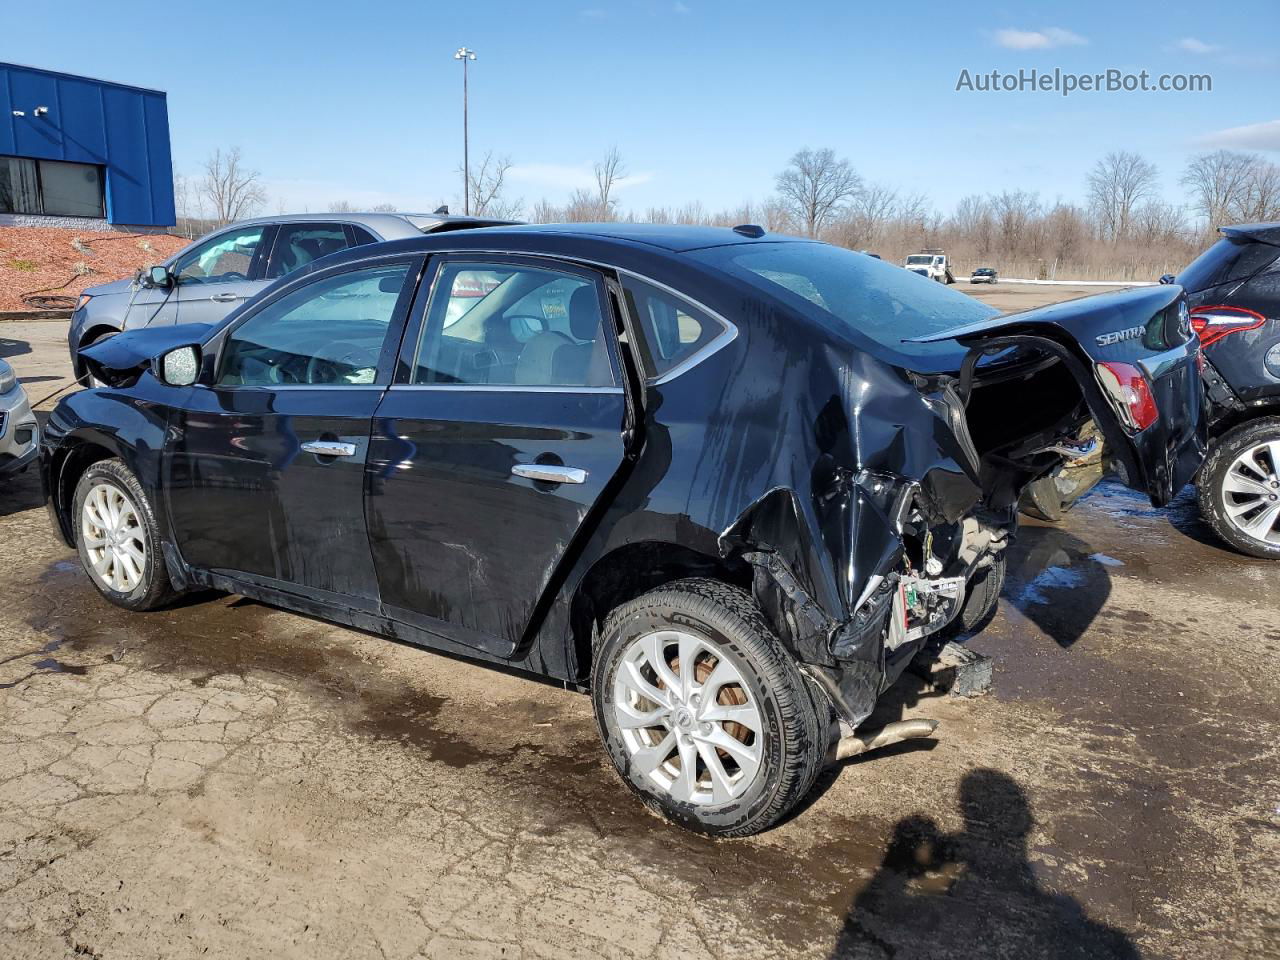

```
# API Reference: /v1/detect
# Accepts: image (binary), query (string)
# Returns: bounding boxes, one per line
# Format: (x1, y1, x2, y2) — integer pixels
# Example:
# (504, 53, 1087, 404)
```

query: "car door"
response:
(365, 255, 629, 656)
(128, 223, 276, 331)
(163, 253, 423, 607)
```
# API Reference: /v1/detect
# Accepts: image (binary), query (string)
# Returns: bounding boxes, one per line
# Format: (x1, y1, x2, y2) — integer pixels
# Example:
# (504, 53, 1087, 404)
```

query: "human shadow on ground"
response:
(830, 769, 1140, 959)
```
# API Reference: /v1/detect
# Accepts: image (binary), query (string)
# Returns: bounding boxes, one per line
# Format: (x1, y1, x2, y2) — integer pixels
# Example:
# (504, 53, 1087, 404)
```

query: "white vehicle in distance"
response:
(904, 249, 955, 284)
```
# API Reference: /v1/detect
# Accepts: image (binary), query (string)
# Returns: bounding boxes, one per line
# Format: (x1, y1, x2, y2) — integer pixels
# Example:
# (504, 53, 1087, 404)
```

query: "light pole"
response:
(454, 46, 477, 215)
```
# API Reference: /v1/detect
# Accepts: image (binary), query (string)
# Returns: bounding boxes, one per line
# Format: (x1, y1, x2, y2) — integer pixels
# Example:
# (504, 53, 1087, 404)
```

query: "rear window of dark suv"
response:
(1178, 237, 1280, 293)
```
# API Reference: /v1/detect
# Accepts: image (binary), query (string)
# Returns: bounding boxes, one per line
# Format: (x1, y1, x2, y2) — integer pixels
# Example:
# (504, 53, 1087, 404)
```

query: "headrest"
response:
(569, 286, 600, 341)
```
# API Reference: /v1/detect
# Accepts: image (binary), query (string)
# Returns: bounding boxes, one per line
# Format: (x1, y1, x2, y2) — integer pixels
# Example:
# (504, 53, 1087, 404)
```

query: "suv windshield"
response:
(691, 242, 998, 352)
(1178, 236, 1280, 292)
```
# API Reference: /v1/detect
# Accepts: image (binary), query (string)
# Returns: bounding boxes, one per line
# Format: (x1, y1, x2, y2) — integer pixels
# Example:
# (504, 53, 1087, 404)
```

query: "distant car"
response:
(68, 211, 513, 383)
(971, 267, 998, 284)
(861, 251, 882, 260)
(44, 223, 1205, 836)
(1176, 223, 1280, 559)
(0, 359, 38, 478)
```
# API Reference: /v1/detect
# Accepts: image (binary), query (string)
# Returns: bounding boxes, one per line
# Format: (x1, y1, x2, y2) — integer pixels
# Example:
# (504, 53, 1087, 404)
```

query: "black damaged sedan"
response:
(41, 224, 1205, 836)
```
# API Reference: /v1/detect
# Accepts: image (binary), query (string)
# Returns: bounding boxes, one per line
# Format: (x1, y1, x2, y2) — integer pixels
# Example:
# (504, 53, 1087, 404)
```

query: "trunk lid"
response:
(909, 285, 1206, 507)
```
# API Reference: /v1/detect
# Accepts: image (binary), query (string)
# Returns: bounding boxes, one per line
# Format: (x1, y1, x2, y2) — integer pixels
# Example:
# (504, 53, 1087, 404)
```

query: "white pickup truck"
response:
(904, 250, 955, 284)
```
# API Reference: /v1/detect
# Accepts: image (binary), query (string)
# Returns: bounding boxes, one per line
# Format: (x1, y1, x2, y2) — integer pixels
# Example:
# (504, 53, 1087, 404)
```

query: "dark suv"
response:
(1170, 224, 1280, 558)
(42, 224, 1204, 835)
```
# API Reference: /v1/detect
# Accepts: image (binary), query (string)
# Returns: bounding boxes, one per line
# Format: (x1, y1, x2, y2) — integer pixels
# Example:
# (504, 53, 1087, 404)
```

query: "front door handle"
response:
(511, 463, 587, 484)
(301, 440, 358, 457)
(210, 292, 240, 303)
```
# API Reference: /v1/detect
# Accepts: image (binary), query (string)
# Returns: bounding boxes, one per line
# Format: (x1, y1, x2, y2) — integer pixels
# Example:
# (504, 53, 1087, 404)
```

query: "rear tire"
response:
(1197, 418, 1280, 560)
(591, 578, 827, 837)
(73, 458, 178, 610)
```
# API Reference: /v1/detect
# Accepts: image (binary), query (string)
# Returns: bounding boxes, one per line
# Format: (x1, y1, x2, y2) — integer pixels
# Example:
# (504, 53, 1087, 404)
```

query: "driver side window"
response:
(218, 263, 409, 387)
(175, 225, 266, 285)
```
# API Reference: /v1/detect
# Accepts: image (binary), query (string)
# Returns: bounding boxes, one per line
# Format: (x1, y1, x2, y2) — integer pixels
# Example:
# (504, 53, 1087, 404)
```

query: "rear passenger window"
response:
(412, 262, 616, 387)
(266, 223, 354, 279)
(621, 277, 724, 380)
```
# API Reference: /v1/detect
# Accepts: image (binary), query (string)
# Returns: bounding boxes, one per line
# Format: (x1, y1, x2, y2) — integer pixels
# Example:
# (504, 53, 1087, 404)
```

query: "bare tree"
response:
(990, 190, 1042, 254)
(200, 147, 267, 227)
(1087, 151, 1159, 243)
(328, 200, 354, 213)
(465, 151, 523, 219)
(370, 202, 398, 213)
(837, 182, 900, 248)
(775, 148, 861, 237)
(172, 173, 200, 237)
(1181, 150, 1255, 234)
(1235, 157, 1280, 223)
(593, 146, 627, 219)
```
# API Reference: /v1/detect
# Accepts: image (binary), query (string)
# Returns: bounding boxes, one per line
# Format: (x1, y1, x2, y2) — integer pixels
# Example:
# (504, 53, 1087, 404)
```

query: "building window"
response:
(0, 155, 105, 218)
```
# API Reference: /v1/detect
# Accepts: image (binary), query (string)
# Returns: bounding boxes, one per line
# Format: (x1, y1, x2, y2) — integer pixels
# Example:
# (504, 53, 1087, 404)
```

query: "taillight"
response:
(1096, 361, 1159, 433)
(1189, 305, 1266, 347)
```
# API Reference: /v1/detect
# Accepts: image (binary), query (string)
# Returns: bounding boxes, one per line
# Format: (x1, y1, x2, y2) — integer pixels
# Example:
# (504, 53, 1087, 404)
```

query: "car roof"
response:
(1222, 222, 1280, 245)
(453, 222, 811, 253)
(226, 211, 514, 231)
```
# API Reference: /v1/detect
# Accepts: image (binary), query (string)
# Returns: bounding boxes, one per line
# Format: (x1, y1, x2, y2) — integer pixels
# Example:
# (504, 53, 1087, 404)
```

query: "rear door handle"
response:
(301, 440, 358, 457)
(210, 292, 240, 303)
(511, 463, 587, 484)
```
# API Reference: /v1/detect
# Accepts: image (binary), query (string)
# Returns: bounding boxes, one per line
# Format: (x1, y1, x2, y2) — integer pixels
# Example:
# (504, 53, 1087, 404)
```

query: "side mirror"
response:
(156, 345, 201, 386)
(147, 265, 173, 288)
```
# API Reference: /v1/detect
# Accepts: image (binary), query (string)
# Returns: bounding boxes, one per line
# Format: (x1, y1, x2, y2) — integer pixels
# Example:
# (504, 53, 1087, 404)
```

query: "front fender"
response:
(41, 382, 175, 547)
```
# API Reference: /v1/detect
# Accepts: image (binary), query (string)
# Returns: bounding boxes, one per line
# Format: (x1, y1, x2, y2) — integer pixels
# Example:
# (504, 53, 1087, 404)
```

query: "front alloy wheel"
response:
(593, 578, 827, 837)
(81, 482, 148, 592)
(73, 458, 177, 610)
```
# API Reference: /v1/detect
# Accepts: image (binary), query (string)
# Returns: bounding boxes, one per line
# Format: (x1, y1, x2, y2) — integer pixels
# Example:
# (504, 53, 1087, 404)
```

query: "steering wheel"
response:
(266, 362, 301, 385)
(216, 271, 248, 282)
(305, 341, 380, 384)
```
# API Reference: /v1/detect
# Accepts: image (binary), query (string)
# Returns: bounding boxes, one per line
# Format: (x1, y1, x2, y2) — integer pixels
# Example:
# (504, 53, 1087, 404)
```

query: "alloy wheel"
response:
(612, 629, 763, 806)
(81, 482, 147, 592)
(1219, 439, 1280, 546)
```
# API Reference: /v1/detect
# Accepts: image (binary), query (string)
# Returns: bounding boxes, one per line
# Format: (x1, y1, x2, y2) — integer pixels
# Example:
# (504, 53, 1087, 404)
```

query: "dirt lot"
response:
(1, 288, 1277, 959)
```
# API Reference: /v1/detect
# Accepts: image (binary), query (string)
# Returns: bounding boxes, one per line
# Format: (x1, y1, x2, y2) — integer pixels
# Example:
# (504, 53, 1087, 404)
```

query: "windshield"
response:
(691, 242, 999, 356)
(905, 255, 932, 265)
(1178, 236, 1280, 293)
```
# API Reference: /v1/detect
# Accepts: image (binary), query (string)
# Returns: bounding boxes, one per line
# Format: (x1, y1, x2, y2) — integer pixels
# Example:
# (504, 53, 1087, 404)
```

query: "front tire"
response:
(591, 578, 827, 837)
(1197, 418, 1280, 559)
(73, 459, 178, 610)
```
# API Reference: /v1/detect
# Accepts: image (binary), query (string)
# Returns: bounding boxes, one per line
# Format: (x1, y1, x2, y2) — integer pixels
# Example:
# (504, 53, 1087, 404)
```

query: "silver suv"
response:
(69, 211, 511, 380)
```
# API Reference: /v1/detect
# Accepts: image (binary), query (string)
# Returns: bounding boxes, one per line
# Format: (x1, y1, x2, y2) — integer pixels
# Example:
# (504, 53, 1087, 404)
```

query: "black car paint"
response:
(1176, 224, 1280, 423)
(42, 225, 1207, 727)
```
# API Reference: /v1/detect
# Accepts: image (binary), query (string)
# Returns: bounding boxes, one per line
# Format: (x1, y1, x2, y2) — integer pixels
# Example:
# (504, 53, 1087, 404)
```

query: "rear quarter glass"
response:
(689, 242, 997, 362)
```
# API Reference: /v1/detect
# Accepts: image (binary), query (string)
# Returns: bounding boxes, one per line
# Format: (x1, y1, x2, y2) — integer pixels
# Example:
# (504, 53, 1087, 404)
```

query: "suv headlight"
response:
(0, 360, 16, 395)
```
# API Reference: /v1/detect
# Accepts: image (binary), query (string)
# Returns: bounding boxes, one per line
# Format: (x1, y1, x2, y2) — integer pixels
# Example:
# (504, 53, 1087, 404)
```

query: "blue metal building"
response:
(0, 62, 175, 228)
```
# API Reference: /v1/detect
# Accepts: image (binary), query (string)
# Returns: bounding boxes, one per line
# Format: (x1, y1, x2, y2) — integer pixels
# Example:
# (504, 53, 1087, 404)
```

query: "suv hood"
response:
(82, 276, 136, 298)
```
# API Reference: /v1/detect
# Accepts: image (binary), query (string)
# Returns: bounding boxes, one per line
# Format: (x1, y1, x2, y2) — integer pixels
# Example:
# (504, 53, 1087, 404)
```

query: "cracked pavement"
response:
(1, 318, 1278, 959)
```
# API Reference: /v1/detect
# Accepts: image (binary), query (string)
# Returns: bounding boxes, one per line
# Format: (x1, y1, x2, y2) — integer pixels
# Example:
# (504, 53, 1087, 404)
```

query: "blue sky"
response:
(7, 0, 1279, 217)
